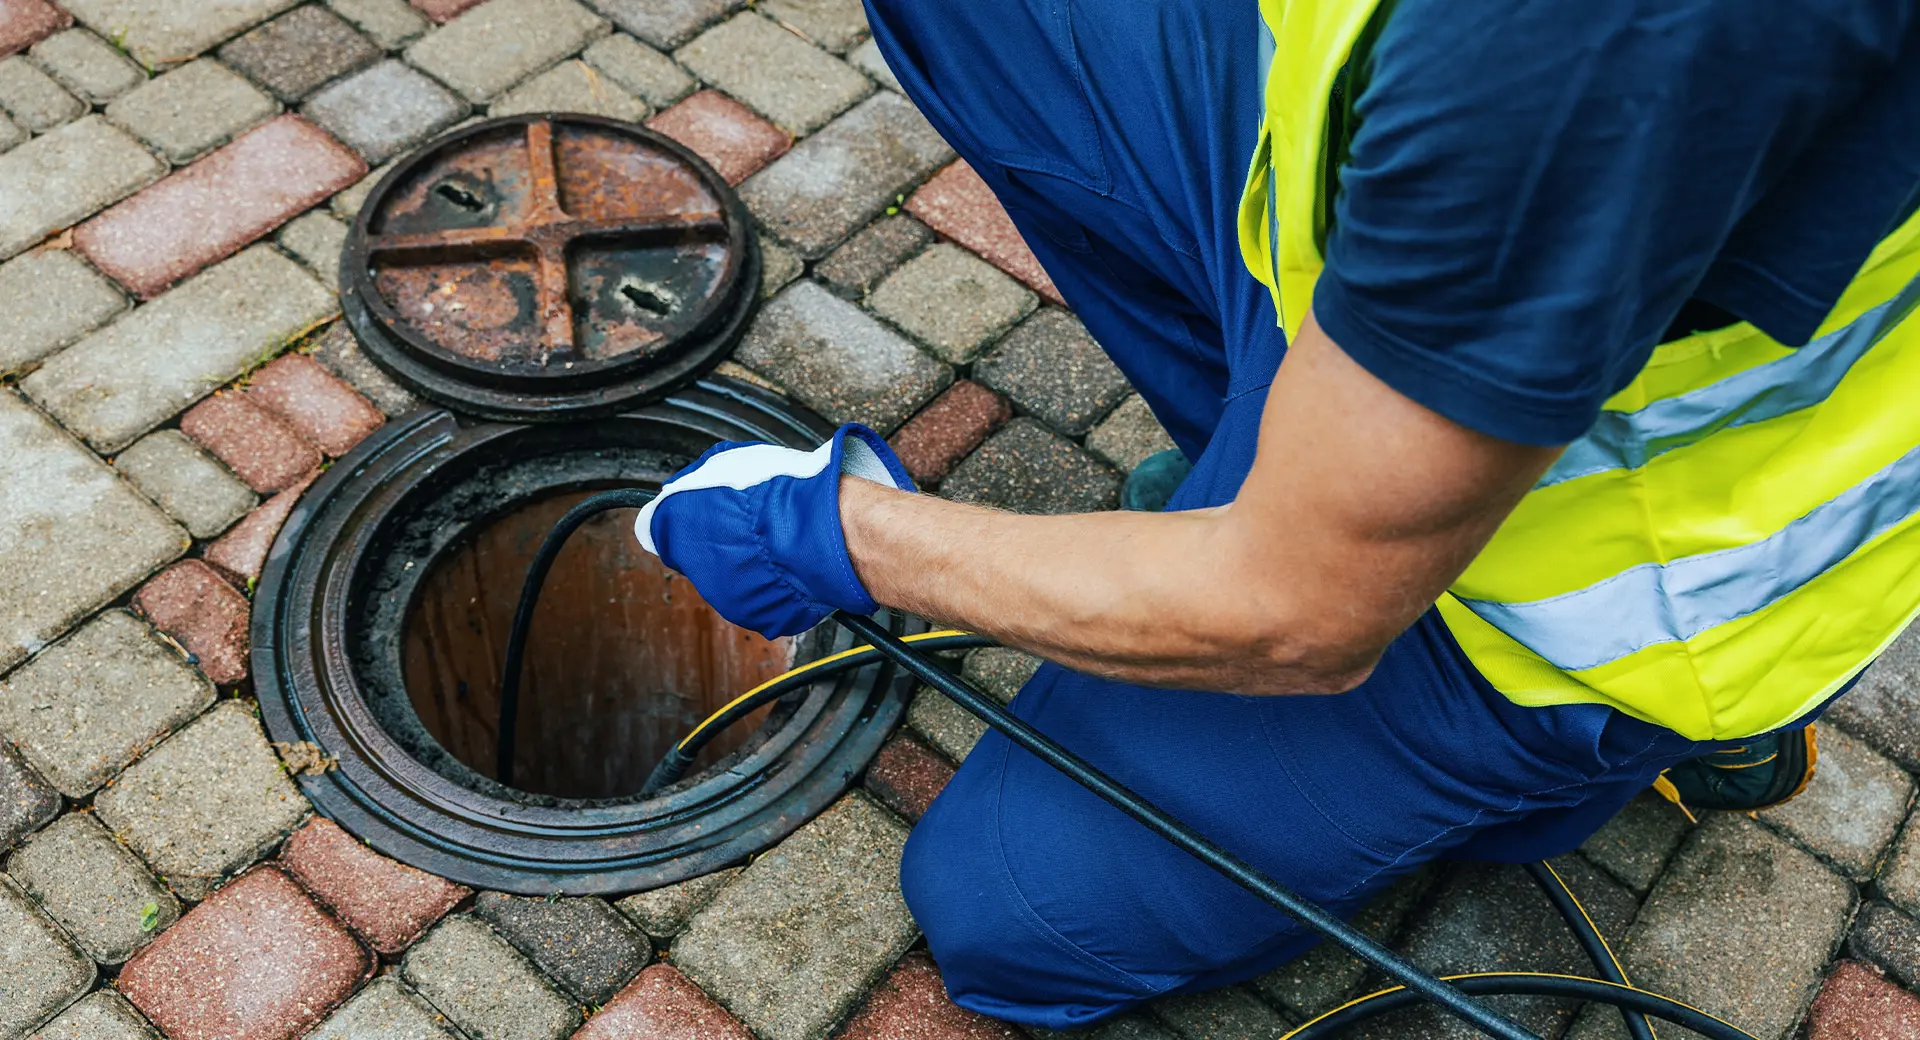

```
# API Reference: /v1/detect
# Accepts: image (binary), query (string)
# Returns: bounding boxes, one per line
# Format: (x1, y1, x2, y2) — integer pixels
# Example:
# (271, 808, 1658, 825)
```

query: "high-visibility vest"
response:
(1239, 0, 1920, 740)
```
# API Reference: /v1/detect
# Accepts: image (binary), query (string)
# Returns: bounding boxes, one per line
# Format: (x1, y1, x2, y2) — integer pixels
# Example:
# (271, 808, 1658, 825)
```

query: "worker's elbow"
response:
(1237, 625, 1386, 696)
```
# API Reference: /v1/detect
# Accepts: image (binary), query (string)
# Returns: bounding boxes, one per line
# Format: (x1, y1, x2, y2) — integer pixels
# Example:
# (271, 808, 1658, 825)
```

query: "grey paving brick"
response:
(403, 915, 581, 1040)
(740, 91, 952, 258)
(1578, 788, 1695, 895)
(104, 58, 277, 164)
(0, 116, 164, 260)
(1085, 395, 1178, 475)
(1759, 725, 1913, 880)
(114, 430, 257, 539)
(847, 37, 899, 93)
(23, 246, 335, 453)
(0, 742, 60, 853)
(583, 0, 741, 52)
(327, 0, 430, 50)
(5, 811, 180, 964)
(1849, 900, 1920, 990)
(489, 59, 646, 120)
(0, 878, 91, 1036)
(613, 867, 738, 941)
(1582, 814, 1853, 1040)
(1252, 868, 1430, 1019)
(31, 990, 160, 1040)
(57, 0, 302, 70)
(961, 647, 1041, 703)
(302, 58, 468, 164)
(306, 977, 465, 1040)
(869, 243, 1035, 364)
(0, 249, 127, 376)
(1882, 814, 1920, 918)
(1148, 987, 1290, 1040)
(942, 418, 1121, 514)
(0, 393, 187, 674)
(474, 892, 650, 1005)
(1035, 1016, 1178, 1040)
(736, 279, 951, 432)
(581, 32, 691, 108)
(974, 308, 1131, 432)
(0, 111, 23, 152)
(906, 686, 987, 764)
(92, 700, 312, 901)
(217, 6, 380, 102)
(760, 239, 801, 299)
(675, 12, 867, 136)
(1831, 624, 1920, 773)
(309, 321, 419, 416)
(329, 158, 393, 221)
(405, 0, 609, 103)
(28, 30, 144, 105)
(0, 610, 214, 799)
(672, 793, 917, 1040)
(816, 214, 932, 300)
(0, 56, 83, 132)
(759, 0, 867, 54)
(276, 209, 347, 289)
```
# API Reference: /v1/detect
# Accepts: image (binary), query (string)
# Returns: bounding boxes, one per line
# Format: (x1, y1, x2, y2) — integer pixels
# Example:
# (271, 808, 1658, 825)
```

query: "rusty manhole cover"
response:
(340, 114, 758, 421)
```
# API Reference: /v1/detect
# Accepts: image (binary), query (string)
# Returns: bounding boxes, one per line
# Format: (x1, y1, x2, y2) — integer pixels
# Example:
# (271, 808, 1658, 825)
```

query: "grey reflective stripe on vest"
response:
(1461, 439, 1920, 672)
(1260, 18, 1284, 327)
(1539, 270, 1920, 490)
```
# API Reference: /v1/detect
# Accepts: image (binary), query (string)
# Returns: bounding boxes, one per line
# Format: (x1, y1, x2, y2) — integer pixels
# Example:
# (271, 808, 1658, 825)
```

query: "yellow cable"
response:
(677, 629, 978, 749)
(1279, 972, 1755, 1040)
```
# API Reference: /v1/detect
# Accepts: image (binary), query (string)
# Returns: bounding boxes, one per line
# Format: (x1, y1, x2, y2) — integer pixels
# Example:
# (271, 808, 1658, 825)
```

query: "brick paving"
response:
(0, 7, 1912, 1040)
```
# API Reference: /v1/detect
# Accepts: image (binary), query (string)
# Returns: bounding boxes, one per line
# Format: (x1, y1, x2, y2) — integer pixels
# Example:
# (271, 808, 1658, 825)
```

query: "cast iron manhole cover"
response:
(340, 113, 758, 421)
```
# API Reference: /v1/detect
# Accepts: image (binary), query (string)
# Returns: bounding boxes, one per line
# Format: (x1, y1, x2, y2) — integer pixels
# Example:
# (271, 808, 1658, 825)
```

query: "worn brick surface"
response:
(104, 58, 279, 164)
(1832, 625, 1920, 773)
(613, 867, 738, 941)
(1578, 789, 1695, 895)
(676, 12, 866, 135)
(888, 380, 1010, 488)
(960, 648, 1041, 703)
(1148, 988, 1290, 1040)
(309, 321, 420, 416)
(275, 210, 348, 289)
(116, 430, 258, 540)
(1034, 1017, 1178, 1040)
(475, 892, 650, 1004)
(0, 108, 21, 150)
(0, 55, 83, 131)
(761, 239, 803, 298)
(674, 794, 918, 1040)
(1084, 395, 1179, 475)
(244, 353, 384, 456)
(202, 472, 315, 583)
(647, 88, 787, 185)
(7, 811, 181, 964)
(871, 243, 1037, 364)
(117, 866, 367, 1040)
(864, 734, 953, 823)
(737, 280, 952, 432)
(1808, 960, 1920, 1040)
(130, 560, 251, 684)
(906, 686, 987, 764)
(1252, 869, 1430, 1019)
(306, 977, 464, 1040)
(0, 248, 126, 375)
(58, 0, 303, 68)
(0, 875, 93, 1039)
(218, 6, 380, 101)
(491, 58, 647, 120)
(908, 160, 1061, 304)
(93, 700, 310, 899)
(302, 58, 467, 165)
(0, 609, 213, 798)
(405, 0, 607, 103)
(1884, 816, 1920, 919)
(329, 0, 430, 48)
(974, 309, 1130, 434)
(587, 0, 739, 52)
(835, 953, 1022, 1040)
(32, 990, 160, 1040)
(582, 32, 692, 107)
(403, 915, 582, 1040)
(575, 964, 754, 1040)
(30, 29, 143, 104)
(181, 392, 323, 494)
(742, 91, 952, 257)
(818, 214, 934, 300)
(0, 393, 187, 674)
(1759, 725, 1913, 880)
(942, 418, 1120, 514)
(0, 116, 163, 260)
(847, 38, 899, 92)
(0, 741, 59, 852)
(76, 115, 365, 298)
(410, 0, 486, 23)
(0, 0, 69, 58)
(1850, 901, 1920, 990)
(760, 0, 866, 54)
(280, 816, 470, 955)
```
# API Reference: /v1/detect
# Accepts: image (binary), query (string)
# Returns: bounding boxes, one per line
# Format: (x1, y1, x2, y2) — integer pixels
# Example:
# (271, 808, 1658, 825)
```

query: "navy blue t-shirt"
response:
(1314, 0, 1920, 446)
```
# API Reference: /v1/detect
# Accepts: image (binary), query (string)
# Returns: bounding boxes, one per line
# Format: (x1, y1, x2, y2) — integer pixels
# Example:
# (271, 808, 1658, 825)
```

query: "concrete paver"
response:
(276, 210, 348, 289)
(31, 990, 161, 1040)
(301, 58, 467, 164)
(906, 686, 988, 764)
(104, 59, 279, 164)
(974, 308, 1131, 433)
(1881, 814, 1920, 918)
(327, 0, 429, 48)
(217, 6, 380, 101)
(6, 811, 181, 964)
(1806, 960, 1920, 1040)
(818, 214, 934, 300)
(675, 12, 867, 135)
(736, 279, 952, 432)
(908, 160, 1061, 303)
(847, 38, 900, 93)
(200, 472, 315, 583)
(888, 379, 1012, 488)
(180, 391, 323, 495)
(57, 0, 302, 70)
(863, 733, 954, 823)
(28, 29, 144, 104)
(474, 892, 651, 1005)
(490, 59, 647, 121)
(1577, 788, 1696, 895)
(1759, 725, 1914, 880)
(1252, 869, 1431, 1019)
(582, 32, 692, 107)
(575, 964, 755, 1040)
(0, 875, 93, 1040)
(1830, 625, 1920, 773)
(1148, 987, 1291, 1040)
(942, 418, 1121, 514)
(836, 953, 1025, 1040)
(309, 321, 420, 416)
(304, 977, 465, 1040)
(759, 0, 868, 55)
(0, 109, 21, 150)
(0, 116, 163, 260)
(584, 0, 741, 52)
(870, 243, 1037, 364)
(0, 0, 69, 58)
(129, 560, 251, 684)
(404, 0, 608, 103)
(1849, 901, 1920, 990)
(0, 55, 83, 131)
(0, 741, 59, 853)
(402, 915, 582, 1040)
(613, 868, 739, 942)
(244, 354, 383, 457)
(1084, 395, 1179, 475)
(279, 817, 470, 956)
(646, 88, 788, 186)
(0, 248, 127, 376)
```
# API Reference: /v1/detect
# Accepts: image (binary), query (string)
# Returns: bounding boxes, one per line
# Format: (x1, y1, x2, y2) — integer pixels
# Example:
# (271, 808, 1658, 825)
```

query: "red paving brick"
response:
(118, 866, 371, 1040)
(648, 90, 791, 186)
(574, 964, 755, 1040)
(244, 354, 384, 457)
(75, 115, 366, 298)
(1808, 960, 1920, 1040)
(410, 0, 486, 22)
(906, 161, 1062, 305)
(835, 953, 1023, 1040)
(0, 0, 68, 56)
(132, 560, 252, 684)
(181, 391, 324, 494)
(280, 816, 472, 956)
(203, 472, 317, 584)
(865, 735, 954, 823)
(887, 380, 1011, 488)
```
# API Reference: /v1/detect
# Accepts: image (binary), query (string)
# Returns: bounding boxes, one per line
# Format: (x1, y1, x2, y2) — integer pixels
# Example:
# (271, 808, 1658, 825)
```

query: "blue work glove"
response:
(635, 423, 915, 638)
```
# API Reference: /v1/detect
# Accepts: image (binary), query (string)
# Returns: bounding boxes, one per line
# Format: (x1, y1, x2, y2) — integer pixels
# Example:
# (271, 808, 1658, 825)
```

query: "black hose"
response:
(1282, 973, 1743, 1039)
(1522, 861, 1656, 1040)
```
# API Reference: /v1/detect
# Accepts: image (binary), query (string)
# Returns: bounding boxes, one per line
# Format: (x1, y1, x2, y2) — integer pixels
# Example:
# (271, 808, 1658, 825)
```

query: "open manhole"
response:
(254, 116, 917, 895)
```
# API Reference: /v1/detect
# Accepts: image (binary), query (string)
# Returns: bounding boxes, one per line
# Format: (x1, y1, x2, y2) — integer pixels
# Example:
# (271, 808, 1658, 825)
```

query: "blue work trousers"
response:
(865, 0, 1727, 1029)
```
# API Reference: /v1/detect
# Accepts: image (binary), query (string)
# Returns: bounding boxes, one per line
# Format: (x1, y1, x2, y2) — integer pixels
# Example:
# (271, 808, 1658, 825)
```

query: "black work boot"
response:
(1657, 725, 1819, 813)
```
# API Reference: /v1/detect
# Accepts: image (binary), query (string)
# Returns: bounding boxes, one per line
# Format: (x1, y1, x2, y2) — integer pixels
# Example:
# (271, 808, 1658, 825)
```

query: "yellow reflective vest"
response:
(1239, 0, 1920, 740)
